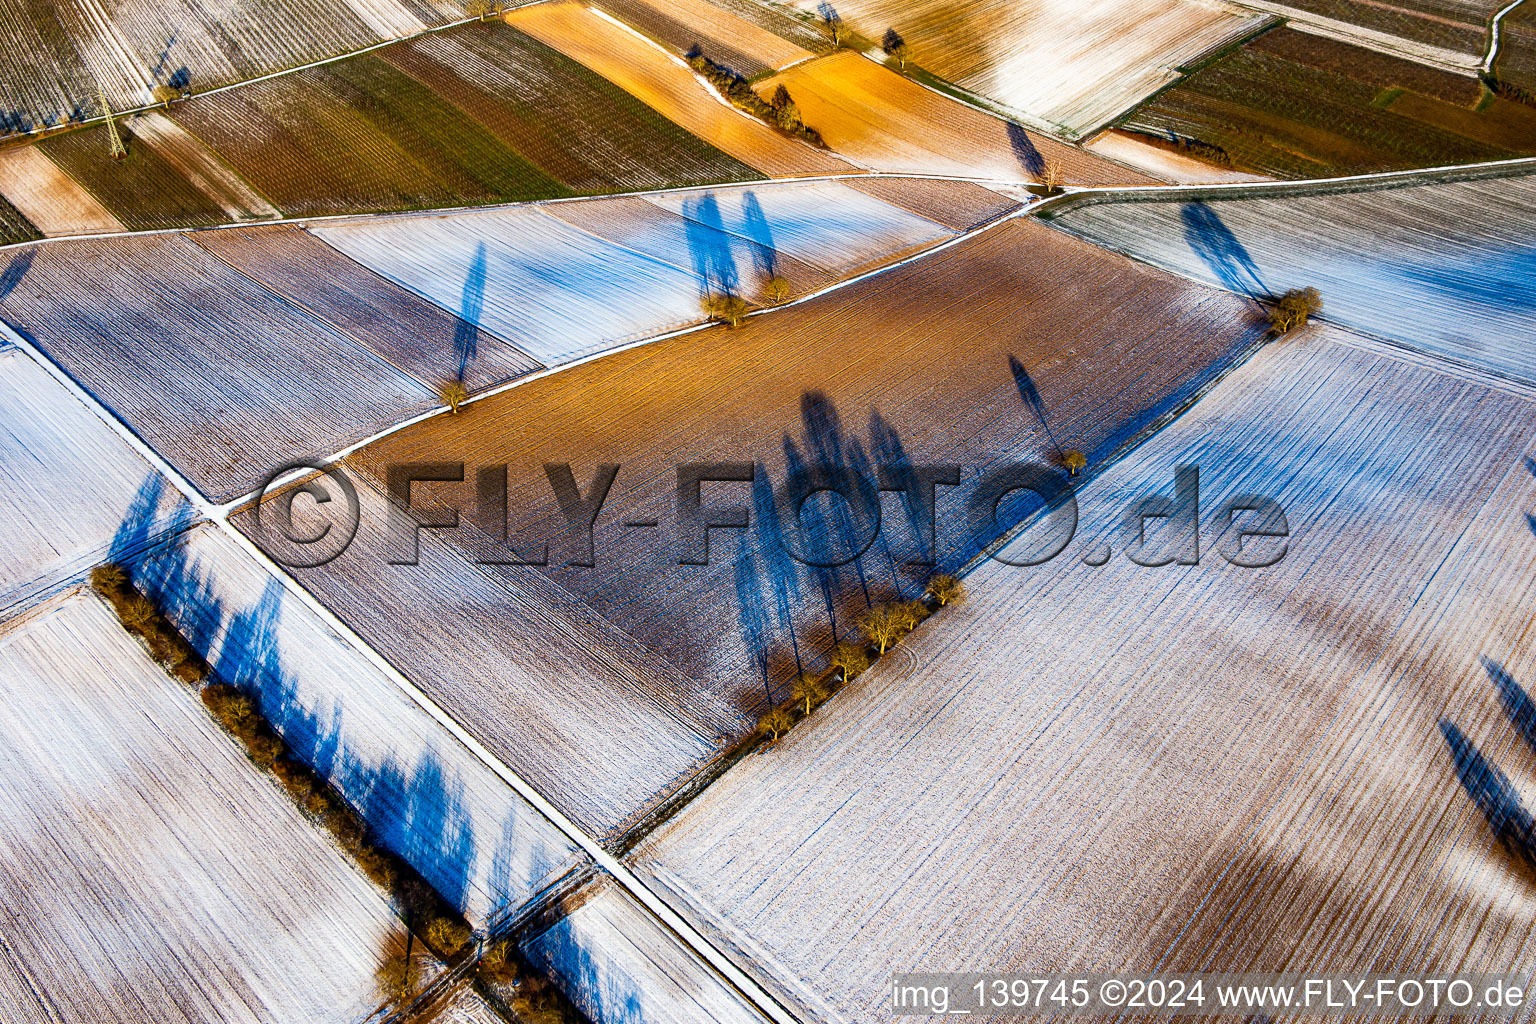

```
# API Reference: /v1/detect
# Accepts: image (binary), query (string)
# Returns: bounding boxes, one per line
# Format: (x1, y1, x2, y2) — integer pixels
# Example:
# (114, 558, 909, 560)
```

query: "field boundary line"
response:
(0, 170, 1031, 251)
(1068, 12, 1281, 143)
(641, 865, 851, 1024)
(0, 517, 201, 626)
(0, 318, 799, 1024)
(1485, 0, 1532, 70)
(1329, 324, 1536, 399)
(8, 150, 1536, 255)
(1031, 155, 1536, 216)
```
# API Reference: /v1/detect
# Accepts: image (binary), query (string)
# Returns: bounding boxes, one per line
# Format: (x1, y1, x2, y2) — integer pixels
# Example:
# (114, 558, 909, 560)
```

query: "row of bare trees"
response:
(756, 573, 965, 741)
(91, 563, 480, 1017)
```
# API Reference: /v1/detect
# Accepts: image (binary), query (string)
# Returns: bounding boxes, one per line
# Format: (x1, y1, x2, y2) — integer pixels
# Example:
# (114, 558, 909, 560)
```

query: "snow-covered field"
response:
(524, 879, 764, 1024)
(0, 590, 408, 1023)
(782, 0, 1267, 137)
(0, 0, 463, 132)
(313, 180, 955, 366)
(0, 349, 187, 611)
(132, 522, 588, 924)
(1048, 172, 1536, 384)
(319, 218, 1263, 838)
(632, 323, 1536, 1021)
(189, 225, 545, 391)
(0, 234, 440, 502)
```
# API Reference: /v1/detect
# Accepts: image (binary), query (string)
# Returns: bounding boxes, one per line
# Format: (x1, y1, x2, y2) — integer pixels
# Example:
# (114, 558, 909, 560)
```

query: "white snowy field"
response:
(1048, 172, 1536, 384)
(132, 521, 587, 925)
(0, 348, 187, 610)
(0, 234, 438, 502)
(523, 879, 764, 1024)
(311, 180, 953, 367)
(0, 590, 408, 1024)
(632, 324, 1536, 1022)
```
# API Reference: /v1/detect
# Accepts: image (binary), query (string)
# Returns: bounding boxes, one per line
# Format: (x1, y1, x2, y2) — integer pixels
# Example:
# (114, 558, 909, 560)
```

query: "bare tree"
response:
(1040, 157, 1066, 195)
(893, 600, 925, 632)
(1063, 449, 1086, 476)
(1267, 287, 1322, 333)
(760, 706, 796, 741)
(882, 28, 910, 69)
(438, 380, 469, 413)
(829, 640, 869, 681)
(926, 573, 965, 607)
(793, 673, 828, 714)
(375, 945, 420, 1005)
(861, 604, 905, 655)
(818, 1, 845, 45)
(702, 292, 750, 327)
(91, 563, 127, 594)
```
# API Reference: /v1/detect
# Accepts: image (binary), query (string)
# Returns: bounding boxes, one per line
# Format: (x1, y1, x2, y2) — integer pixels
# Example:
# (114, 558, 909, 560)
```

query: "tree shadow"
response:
(111, 496, 505, 919)
(734, 552, 774, 708)
(486, 812, 571, 927)
(1396, 244, 1536, 314)
(682, 192, 738, 299)
(1484, 657, 1536, 757)
(1009, 354, 1061, 455)
(531, 894, 647, 1024)
(738, 191, 778, 281)
(149, 32, 177, 82)
(800, 392, 876, 608)
(869, 408, 932, 581)
(752, 462, 804, 678)
(816, 0, 842, 37)
(1180, 202, 1266, 300)
(108, 472, 169, 566)
(453, 241, 487, 382)
(1439, 720, 1536, 871)
(0, 110, 32, 135)
(0, 248, 34, 301)
(1005, 122, 1045, 178)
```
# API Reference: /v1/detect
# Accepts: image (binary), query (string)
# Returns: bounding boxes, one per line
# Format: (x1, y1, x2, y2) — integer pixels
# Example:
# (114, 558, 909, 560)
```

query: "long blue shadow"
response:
(454, 242, 487, 381)
(1440, 719, 1536, 870)
(1181, 202, 1266, 299)
(1006, 122, 1045, 177)
(683, 192, 738, 298)
(0, 248, 34, 301)
(738, 191, 778, 280)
